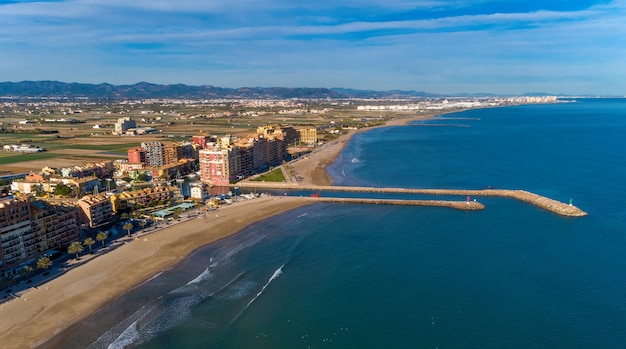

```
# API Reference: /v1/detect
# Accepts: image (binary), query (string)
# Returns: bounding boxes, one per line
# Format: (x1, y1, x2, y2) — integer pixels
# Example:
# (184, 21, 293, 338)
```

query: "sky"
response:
(1, 0, 625, 95)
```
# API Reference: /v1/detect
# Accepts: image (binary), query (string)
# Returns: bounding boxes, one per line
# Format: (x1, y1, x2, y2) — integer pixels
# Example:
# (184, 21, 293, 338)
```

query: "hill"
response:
(0, 81, 444, 100)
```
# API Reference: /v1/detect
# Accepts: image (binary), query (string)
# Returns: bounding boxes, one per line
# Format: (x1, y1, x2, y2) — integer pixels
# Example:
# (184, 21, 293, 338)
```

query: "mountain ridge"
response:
(0, 80, 560, 99)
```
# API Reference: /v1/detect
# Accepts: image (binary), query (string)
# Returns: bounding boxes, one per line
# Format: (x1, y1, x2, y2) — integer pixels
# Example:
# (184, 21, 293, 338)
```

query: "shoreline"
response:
(0, 197, 312, 349)
(269, 111, 444, 187)
(0, 110, 451, 348)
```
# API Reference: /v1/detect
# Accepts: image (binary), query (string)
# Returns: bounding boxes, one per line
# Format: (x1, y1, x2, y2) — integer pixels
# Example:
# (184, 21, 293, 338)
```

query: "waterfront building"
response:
(77, 194, 113, 228)
(0, 196, 78, 276)
(199, 143, 241, 186)
(110, 186, 182, 213)
(30, 201, 79, 258)
(0, 197, 32, 273)
(189, 183, 209, 201)
(297, 128, 318, 145)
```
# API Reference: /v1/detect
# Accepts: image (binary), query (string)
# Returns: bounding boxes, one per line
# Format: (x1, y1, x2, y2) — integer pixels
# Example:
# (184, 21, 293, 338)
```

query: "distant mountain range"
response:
(0, 81, 559, 100)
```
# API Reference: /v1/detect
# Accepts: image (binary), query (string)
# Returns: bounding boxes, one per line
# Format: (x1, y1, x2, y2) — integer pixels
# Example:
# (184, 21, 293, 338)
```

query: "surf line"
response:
(229, 264, 285, 326)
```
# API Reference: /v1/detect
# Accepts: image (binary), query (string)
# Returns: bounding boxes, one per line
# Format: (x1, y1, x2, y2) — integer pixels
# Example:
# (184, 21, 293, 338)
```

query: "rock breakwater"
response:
(236, 183, 587, 217)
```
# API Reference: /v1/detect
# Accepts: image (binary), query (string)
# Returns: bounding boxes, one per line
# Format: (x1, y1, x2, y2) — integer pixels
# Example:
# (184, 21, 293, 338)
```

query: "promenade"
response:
(236, 183, 588, 217)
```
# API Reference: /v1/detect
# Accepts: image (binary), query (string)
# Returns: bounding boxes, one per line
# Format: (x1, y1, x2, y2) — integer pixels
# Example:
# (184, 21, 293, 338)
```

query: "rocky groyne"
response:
(305, 197, 485, 211)
(236, 183, 587, 217)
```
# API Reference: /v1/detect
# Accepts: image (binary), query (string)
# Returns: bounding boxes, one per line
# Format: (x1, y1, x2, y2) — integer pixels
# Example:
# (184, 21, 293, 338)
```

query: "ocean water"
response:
(58, 99, 626, 348)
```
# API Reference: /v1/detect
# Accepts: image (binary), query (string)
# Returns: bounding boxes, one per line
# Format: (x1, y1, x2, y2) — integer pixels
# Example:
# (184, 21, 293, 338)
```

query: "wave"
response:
(297, 212, 309, 218)
(229, 265, 285, 325)
(435, 117, 481, 120)
(351, 157, 360, 163)
(187, 267, 212, 285)
(88, 271, 246, 349)
(209, 233, 266, 266)
(409, 123, 471, 128)
(106, 321, 139, 349)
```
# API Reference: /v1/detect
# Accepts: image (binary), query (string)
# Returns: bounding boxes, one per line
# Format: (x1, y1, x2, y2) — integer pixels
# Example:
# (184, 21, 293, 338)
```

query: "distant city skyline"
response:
(1, 0, 625, 96)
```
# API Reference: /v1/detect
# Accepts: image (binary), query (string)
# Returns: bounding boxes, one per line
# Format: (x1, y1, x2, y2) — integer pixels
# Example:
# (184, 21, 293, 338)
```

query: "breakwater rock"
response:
(306, 197, 485, 211)
(236, 182, 587, 217)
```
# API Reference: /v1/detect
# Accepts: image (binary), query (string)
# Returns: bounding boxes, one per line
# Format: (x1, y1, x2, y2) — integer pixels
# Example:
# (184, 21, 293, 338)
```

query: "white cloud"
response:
(1, 0, 625, 94)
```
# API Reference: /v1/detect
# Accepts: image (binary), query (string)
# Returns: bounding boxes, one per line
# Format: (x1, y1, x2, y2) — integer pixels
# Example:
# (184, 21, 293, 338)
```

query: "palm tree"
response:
(68, 241, 84, 260)
(123, 222, 134, 237)
(83, 237, 95, 253)
(19, 265, 34, 279)
(172, 208, 182, 221)
(120, 212, 129, 221)
(140, 220, 148, 231)
(0, 276, 16, 290)
(37, 256, 52, 271)
(96, 231, 108, 248)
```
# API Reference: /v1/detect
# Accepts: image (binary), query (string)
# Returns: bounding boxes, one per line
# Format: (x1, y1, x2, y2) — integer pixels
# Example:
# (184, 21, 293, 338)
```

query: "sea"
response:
(55, 98, 626, 348)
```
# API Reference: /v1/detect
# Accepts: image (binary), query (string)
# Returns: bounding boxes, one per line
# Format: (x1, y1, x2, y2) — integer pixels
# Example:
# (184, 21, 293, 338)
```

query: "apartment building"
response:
(127, 147, 146, 164)
(141, 141, 165, 167)
(77, 194, 114, 228)
(30, 201, 79, 257)
(0, 197, 32, 273)
(297, 128, 318, 145)
(110, 186, 182, 213)
(0, 196, 79, 275)
(59, 161, 114, 178)
(199, 144, 241, 186)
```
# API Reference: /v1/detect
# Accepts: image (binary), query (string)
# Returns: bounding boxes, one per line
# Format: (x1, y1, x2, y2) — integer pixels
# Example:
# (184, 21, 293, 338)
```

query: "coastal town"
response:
(0, 95, 568, 348)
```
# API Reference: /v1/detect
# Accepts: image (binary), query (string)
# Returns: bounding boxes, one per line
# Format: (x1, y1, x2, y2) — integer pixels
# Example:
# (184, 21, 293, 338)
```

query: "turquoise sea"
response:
(55, 99, 626, 348)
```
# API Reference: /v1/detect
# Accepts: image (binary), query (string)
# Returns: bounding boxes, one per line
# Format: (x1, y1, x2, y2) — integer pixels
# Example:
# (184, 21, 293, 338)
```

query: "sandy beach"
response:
(274, 112, 439, 186)
(0, 197, 311, 349)
(0, 111, 439, 349)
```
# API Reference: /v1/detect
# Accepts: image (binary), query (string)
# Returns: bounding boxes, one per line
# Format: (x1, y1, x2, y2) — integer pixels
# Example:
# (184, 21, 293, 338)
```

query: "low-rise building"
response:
(114, 117, 136, 135)
(189, 183, 209, 201)
(110, 186, 182, 213)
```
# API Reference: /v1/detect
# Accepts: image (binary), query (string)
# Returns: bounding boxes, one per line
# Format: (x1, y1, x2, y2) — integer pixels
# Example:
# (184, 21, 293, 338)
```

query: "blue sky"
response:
(1, 0, 625, 95)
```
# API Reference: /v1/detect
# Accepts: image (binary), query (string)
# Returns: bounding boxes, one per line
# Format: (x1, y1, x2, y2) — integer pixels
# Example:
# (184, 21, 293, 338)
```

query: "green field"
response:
(57, 143, 138, 153)
(251, 168, 286, 182)
(0, 152, 62, 165)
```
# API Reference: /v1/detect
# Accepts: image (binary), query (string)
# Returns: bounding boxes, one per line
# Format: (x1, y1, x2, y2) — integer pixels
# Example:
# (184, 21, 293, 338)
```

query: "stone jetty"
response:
(306, 197, 485, 211)
(236, 183, 587, 217)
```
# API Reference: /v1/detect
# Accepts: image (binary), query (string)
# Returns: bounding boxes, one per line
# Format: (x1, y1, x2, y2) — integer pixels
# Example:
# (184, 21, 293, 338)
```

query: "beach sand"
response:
(274, 112, 438, 186)
(0, 197, 310, 349)
(0, 111, 440, 349)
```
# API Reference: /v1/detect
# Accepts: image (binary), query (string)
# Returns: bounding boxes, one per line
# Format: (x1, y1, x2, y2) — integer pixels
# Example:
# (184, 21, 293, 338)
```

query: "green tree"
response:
(140, 220, 148, 230)
(34, 186, 46, 197)
(123, 222, 134, 237)
(172, 208, 182, 220)
(53, 183, 72, 197)
(96, 231, 108, 248)
(0, 276, 16, 289)
(136, 172, 149, 182)
(83, 237, 95, 253)
(37, 256, 52, 270)
(120, 212, 129, 221)
(68, 241, 84, 259)
(19, 265, 34, 279)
